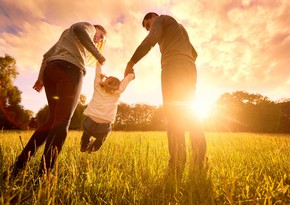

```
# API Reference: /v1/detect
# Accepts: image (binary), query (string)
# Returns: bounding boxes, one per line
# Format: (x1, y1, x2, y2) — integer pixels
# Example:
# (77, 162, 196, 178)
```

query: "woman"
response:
(4, 22, 107, 179)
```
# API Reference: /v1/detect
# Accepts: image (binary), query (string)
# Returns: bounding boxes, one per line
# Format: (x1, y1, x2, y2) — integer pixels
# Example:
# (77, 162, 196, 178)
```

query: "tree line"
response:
(1, 54, 290, 132)
(204, 91, 290, 133)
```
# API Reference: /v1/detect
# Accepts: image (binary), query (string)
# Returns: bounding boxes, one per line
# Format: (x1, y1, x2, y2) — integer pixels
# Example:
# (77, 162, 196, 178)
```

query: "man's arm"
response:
(124, 17, 162, 77)
(124, 36, 154, 77)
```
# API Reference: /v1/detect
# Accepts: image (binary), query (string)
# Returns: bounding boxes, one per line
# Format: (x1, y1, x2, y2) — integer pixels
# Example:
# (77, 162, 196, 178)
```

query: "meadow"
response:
(0, 131, 290, 204)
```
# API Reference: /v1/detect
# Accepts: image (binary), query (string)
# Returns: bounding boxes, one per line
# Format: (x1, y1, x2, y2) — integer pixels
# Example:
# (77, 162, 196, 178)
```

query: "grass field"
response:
(0, 131, 290, 204)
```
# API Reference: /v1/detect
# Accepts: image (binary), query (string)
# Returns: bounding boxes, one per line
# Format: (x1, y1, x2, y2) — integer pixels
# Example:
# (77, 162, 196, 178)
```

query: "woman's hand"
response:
(33, 80, 44, 92)
(98, 55, 106, 65)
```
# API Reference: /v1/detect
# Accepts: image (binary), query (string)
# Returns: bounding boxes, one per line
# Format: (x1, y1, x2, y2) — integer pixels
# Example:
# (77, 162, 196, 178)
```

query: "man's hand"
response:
(33, 80, 44, 92)
(124, 60, 135, 77)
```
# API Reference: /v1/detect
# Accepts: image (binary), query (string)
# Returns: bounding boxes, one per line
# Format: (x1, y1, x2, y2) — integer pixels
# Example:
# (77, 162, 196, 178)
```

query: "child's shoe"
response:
(87, 140, 96, 153)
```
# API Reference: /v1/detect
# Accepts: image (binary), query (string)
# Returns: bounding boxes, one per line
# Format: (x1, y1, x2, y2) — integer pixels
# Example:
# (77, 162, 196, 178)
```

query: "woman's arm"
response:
(72, 22, 105, 64)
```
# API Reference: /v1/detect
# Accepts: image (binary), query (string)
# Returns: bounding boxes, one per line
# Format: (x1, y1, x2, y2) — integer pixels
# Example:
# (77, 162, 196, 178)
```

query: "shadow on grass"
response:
(141, 163, 216, 205)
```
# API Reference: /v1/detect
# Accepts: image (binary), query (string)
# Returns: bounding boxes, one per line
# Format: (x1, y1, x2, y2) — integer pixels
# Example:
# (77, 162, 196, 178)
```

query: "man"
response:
(125, 12, 206, 171)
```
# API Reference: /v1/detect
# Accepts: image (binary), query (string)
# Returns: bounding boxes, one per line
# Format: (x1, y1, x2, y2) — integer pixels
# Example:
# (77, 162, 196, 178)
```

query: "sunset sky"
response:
(0, 0, 289, 116)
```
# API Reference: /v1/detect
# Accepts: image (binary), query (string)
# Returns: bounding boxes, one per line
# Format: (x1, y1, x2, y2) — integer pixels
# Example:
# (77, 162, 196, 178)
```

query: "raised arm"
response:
(124, 17, 161, 77)
(72, 23, 105, 64)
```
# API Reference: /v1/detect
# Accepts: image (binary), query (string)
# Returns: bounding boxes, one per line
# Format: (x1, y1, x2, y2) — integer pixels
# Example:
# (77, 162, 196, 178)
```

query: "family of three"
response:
(3, 12, 206, 180)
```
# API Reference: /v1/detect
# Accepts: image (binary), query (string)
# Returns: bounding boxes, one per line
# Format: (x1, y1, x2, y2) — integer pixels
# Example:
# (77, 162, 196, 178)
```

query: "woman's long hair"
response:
(94, 24, 107, 51)
(86, 25, 107, 67)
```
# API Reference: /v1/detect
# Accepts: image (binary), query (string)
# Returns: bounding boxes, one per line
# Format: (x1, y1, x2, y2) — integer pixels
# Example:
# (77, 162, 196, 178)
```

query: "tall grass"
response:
(0, 131, 290, 204)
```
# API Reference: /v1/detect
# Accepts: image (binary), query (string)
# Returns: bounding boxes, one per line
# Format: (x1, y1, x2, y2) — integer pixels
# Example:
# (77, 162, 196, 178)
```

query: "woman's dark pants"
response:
(12, 60, 83, 176)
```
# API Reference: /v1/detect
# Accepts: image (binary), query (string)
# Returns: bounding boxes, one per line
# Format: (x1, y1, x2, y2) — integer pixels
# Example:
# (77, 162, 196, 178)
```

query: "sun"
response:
(190, 94, 217, 121)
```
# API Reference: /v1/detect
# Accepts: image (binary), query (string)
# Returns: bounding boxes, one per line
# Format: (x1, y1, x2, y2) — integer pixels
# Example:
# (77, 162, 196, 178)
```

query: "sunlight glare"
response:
(191, 97, 216, 121)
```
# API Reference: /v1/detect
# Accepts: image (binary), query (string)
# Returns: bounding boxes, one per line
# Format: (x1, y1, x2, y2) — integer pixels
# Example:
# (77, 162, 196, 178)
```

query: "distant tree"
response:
(35, 105, 49, 127)
(149, 105, 166, 131)
(276, 101, 290, 132)
(114, 103, 165, 131)
(0, 54, 33, 129)
(70, 94, 87, 130)
(209, 91, 280, 132)
(28, 117, 37, 129)
(114, 102, 135, 130)
(34, 94, 87, 130)
(131, 104, 154, 130)
(31, 89, 289, 133)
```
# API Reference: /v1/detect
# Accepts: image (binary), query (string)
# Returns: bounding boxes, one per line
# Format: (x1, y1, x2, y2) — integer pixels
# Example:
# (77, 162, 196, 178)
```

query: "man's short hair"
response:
(142, 12, 159, 27)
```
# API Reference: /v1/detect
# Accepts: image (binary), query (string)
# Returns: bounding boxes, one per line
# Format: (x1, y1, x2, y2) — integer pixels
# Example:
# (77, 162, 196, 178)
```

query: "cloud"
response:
(1, 0, 290, 113)
(192, 0, 290, 98)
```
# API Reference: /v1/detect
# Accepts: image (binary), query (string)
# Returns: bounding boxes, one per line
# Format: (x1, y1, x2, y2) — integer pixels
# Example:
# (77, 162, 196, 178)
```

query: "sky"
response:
(0, 0, 289, 116)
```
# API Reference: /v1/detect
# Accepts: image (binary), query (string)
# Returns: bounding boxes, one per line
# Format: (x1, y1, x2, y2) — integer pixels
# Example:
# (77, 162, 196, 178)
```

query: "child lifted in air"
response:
(80, 63, 134, 153)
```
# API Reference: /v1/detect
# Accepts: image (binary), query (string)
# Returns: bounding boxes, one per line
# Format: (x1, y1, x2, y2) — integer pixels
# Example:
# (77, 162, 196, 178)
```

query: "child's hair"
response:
(100, 76, 121, 94)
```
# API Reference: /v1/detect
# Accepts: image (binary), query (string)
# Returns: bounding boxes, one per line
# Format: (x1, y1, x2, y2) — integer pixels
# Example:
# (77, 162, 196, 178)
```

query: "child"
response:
(80, 63, 134, 153)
